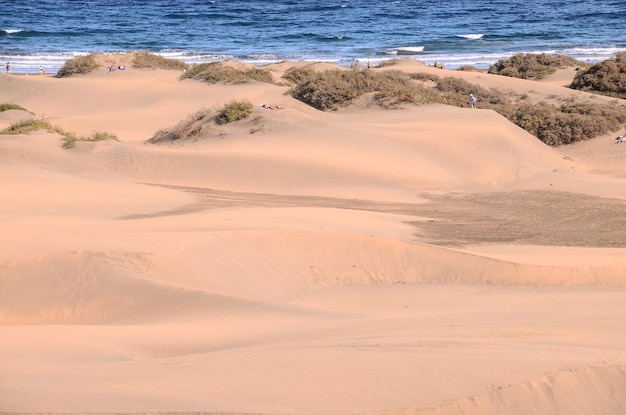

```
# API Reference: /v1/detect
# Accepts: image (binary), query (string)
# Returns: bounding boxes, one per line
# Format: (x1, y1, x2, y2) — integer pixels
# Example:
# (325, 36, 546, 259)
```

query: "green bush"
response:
(56, 53, 100, 77)
(570, 52, 626, 99)
(216, 100, 254, 124)
(132, 51, 188, 70)
(488, 53, 584, 80)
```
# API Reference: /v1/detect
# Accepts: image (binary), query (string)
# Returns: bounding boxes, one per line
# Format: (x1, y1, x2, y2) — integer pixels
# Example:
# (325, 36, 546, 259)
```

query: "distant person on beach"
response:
(616, 135, 625, 144)
(469, 93, 477, 109)
(39, 65, 44, 75)
(6, 62, 10, 74)
(109, 64, 116, 72)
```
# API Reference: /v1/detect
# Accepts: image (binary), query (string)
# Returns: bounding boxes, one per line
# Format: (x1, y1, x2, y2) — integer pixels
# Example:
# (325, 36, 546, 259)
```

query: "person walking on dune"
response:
(469, 93, 477, 109)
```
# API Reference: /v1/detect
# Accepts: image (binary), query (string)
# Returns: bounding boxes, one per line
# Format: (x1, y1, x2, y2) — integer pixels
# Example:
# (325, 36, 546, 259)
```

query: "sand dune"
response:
(1, 59, 626, 414)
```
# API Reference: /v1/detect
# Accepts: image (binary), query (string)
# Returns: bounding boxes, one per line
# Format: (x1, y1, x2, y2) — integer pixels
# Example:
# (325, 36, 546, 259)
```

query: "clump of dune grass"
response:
(0, 118, 55, 135)
(148, 108, 214, 143)
(148, 101, 255, 143)
(216, 100, 254, 124)
(62, 130, 119, 149)
(570, 52, 626, 99)
(0, 118, 118, 148)
(0, 103, 30, 112)
(181, 62, 274, 84)
(488, 53, 586, 80)
(457, 65, 482, 72)
(132, 51, 188, 70)
(56, 53, 100, 78)
(375, 59, 401, 68)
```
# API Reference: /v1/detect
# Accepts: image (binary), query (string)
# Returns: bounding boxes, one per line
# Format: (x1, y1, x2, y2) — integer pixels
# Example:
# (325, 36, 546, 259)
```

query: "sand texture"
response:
(1, 58, 626, 415)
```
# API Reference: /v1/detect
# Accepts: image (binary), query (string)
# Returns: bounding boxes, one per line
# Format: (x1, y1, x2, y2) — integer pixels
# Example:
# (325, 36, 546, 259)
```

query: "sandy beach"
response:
(1, 57, 626, 415)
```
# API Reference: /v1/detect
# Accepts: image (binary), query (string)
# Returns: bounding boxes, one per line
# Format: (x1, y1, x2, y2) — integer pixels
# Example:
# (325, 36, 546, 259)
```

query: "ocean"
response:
(1, 0, 625, 74)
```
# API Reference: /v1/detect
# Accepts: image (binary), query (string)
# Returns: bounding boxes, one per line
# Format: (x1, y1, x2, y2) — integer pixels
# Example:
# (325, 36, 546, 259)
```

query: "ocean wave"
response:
(3, 28, 28, 34)
(382, 46, 425, 56)
(457, 33, 484, 40)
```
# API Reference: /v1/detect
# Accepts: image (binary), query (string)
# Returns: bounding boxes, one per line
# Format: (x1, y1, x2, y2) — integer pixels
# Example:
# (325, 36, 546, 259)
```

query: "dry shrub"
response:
(373, 70, 423, 108)
(288, 69, 374, 111)
(132, 51, 188, 70)
(282, 66, 317, 85)
(148, 108, 213, 143)
(488, 53, 584, 80)
(282, 62, 625, 146)
(182, 62, 274, 84)
(408, 72, 440, 82)
(216, 100, 254, 124)
(457, 65, 482, 72)
(434, 76, 512, 113)
(510, 100, 626, 146)
(570, 52, 626, 99)
(376, 59, 401, 68)
(56, 53, 100, 77)
(288, 68, 423, 110)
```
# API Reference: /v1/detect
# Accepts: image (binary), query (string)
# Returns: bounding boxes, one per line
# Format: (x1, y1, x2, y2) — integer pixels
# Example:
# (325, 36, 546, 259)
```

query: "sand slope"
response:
(1, 61, 626, 414)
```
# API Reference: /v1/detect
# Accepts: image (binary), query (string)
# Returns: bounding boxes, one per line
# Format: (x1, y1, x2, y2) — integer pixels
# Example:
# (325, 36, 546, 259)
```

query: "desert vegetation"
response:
(148, 108, 214, 143)
(285, 67, 438, 110)
(570, 52, 626, 99)
(56, 53, 100, 78)
(148, 100, 254, 143)
(0, 103, 29, 112)
(0, 117, 118, 149)
(181, 62, 274, 84)
(216, 100, 254, 125)
(131, 51, 188, 70)
(282, 64, 626, 146)
(488, 53, 586, 80)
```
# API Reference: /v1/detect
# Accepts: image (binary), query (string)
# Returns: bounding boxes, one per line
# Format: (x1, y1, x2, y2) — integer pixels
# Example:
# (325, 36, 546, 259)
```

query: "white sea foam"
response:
(457, 33, 484, 40)
(1, 45, 622, 74)
(386, 46, 425, 55)
(3, 28, 26, 34)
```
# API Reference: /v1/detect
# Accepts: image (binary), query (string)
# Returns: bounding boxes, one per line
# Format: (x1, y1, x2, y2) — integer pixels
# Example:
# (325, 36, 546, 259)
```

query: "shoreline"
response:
(3, 45, 624, 76)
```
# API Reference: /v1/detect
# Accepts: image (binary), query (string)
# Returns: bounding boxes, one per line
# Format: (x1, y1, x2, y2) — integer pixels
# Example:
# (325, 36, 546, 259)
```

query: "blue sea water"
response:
(1, 0, 625, 73)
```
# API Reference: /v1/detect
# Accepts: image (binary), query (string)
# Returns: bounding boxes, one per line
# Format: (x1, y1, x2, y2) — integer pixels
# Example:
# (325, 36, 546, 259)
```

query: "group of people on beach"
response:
(5, 61, 45, 75)
(109, 64, 126, 72)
